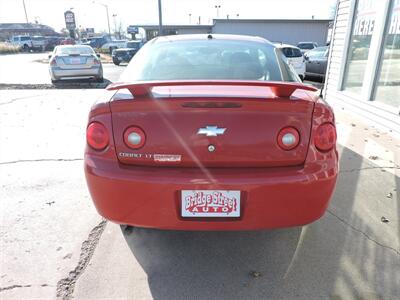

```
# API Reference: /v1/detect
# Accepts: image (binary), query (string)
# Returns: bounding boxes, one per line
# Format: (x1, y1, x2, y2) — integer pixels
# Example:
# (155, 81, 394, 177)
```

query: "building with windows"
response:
(0, 23, 59, 41)
(129, 19, 332, 46)
(324, 0, 399, 132)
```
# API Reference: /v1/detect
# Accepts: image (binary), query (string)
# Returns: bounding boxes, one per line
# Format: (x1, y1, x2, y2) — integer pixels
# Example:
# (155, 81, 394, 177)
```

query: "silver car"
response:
(48, 45, 103, 83)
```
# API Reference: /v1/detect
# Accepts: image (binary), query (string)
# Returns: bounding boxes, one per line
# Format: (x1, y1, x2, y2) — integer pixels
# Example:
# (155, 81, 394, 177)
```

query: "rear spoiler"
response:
(106, 80, 318, 98)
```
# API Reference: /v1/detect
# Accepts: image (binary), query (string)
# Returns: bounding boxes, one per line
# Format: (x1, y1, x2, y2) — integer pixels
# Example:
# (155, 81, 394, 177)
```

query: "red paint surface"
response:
(84, 81, 338, 230)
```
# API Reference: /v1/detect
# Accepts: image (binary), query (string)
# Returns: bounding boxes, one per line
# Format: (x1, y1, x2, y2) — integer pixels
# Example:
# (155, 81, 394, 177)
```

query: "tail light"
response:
(314, 123, 336, 152)
(93, 58, 100, 65)
(124, 126, 146, 149)
(277, 127, 300, 150)
(87, 122, 109, 150)
(50, 57, 57, 66)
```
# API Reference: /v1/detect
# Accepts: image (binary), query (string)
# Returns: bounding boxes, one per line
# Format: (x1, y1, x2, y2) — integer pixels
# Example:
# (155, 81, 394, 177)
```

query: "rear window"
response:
(297, 43, 315, 50)
(307, 47, 328, 59)
(56, 46, 94, 55)
(126, 42, 141, 49)
(281, 47, 303, 58)
(21, 36, 31, 41)
(122, 39, 289, 82)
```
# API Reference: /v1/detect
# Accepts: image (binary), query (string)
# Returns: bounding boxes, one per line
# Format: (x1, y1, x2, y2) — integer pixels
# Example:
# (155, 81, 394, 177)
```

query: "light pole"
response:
(112, 14, 118, 38)
(214, 5, 221, 18)
(158, 0, 163, 36)
(92, 1, 111, 36)
(22, 0, 29, 23)
(189, 13, 192, 24)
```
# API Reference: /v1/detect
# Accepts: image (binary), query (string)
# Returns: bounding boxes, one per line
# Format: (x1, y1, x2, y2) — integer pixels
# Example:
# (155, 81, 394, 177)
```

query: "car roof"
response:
(151, 34, 274, 46)
(274, 43, 301, 50)
(311, 46, 328, 51)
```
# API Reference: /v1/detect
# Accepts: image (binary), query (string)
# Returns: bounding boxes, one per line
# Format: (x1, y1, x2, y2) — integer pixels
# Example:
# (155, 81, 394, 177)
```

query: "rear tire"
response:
(23, 44, 29, 52)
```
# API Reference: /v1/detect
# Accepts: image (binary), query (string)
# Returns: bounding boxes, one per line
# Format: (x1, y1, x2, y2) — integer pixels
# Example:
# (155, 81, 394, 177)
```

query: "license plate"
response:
(70, 58, 81, 64)
(181, 190, 240, 217)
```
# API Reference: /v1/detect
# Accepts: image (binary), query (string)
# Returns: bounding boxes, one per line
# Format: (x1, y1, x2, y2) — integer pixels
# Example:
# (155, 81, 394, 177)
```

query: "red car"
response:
(60, 38, 75, 45)
(84, 34, 338, 231)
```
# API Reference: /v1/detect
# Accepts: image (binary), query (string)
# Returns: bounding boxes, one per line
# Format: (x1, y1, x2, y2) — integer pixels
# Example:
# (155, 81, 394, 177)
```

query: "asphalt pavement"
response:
(0, 53, 399, 300)
(0, 52, 125, 87)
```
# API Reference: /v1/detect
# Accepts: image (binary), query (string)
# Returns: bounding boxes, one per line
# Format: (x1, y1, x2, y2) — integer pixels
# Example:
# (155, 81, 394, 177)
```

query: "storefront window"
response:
(342, 0, 380, 93)
(374, 0, 400, 107)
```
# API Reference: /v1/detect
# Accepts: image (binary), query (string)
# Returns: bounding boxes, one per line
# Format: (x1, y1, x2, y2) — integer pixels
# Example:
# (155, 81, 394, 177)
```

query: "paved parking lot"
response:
(0, 52, 125, 87)
(0, 87, 398, 299)
(0, 86, 400, 299)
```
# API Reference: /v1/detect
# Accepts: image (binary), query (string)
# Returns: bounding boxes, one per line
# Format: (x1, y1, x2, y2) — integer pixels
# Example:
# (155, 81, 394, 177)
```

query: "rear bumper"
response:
(50, 66, 102, 80)
(84, 151, 338, 231)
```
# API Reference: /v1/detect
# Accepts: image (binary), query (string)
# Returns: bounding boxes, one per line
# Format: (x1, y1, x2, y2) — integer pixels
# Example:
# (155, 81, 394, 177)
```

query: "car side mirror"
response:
(304, 55, 309, 61)
(96, 53, 101, 58)
(48, 54, 52, 59)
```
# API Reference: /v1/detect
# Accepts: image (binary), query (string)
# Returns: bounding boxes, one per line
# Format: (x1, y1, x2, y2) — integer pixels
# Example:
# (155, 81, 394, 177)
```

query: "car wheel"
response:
(23, 44, 29, 52)
(51, 79, 59, 84)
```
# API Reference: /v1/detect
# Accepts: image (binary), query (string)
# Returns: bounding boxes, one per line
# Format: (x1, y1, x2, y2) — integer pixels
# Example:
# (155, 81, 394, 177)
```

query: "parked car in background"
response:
(31, 36, 47, 51)
(101, 40, 127, 54)
(83, 35, 111, 49)
(297, 42, 318, 54)
(44, 36, 63, 51)
(111, 40, 144, 65)
(304, 46, 329, 82)
(10, 35, 45, 52)
(60, 38, 75, 45)
(48, 45, 103, 83)
(85, 34, 338, 231)
(275, 43, 305, 80)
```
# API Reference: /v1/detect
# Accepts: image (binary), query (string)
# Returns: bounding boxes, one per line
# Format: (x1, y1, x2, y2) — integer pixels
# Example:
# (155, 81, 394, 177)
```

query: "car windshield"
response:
(297, 43, 315, 50)
(281, 47, 303, 58)
(121, 39, 296, 82)
(126, 42, 141, 49)
(307, 47, 328, 58)
(56, 46, 94, 55)
(20, 36, 31, 41)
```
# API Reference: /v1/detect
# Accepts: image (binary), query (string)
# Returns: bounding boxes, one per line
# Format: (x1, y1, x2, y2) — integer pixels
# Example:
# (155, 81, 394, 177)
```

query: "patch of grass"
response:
(0, 42, 21, 54)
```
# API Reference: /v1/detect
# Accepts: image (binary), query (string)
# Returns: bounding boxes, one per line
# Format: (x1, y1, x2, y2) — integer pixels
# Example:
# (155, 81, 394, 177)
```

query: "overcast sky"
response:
(0, 0, 337, 32)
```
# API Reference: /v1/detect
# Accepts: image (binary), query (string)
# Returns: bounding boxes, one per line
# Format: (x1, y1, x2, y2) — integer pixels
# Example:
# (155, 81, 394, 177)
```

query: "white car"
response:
(275, 43, 306, 80)
(10, 35, 45, 52)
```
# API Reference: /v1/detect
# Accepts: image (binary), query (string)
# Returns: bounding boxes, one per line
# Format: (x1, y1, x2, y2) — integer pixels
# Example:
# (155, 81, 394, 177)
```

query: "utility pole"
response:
(92, 1, 111, 36)
(22, 0, 29, 23)
(158, 0, 163, 36)
(214, 5, 221, 18)
(112, 14, 118, 38)
(105, 4, 111, 36)
(189, 13, 192, 25)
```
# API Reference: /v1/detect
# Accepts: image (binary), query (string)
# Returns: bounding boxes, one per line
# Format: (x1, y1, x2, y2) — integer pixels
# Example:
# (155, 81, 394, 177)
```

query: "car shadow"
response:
(120, 145, 399, 299)
(52, 78, 112, 89)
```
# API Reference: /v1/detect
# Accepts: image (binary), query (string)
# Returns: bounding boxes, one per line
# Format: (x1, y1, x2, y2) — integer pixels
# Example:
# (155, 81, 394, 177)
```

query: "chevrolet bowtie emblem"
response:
(197, 126, 226, 137)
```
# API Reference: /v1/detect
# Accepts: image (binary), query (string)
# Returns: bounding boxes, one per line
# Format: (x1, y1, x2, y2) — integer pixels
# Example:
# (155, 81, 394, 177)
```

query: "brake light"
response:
(94, 58, 100, 65)
(277, 127, 300, 150)
(87, 122, 109, 150)
(50, 57, 57, 66)
(314, 123, 336, 152)
(124, 126, 146, 149)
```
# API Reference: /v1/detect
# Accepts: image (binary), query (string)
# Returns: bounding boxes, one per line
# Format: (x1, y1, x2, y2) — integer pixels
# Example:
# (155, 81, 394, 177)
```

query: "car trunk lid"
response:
(108, 81, 317, 168)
